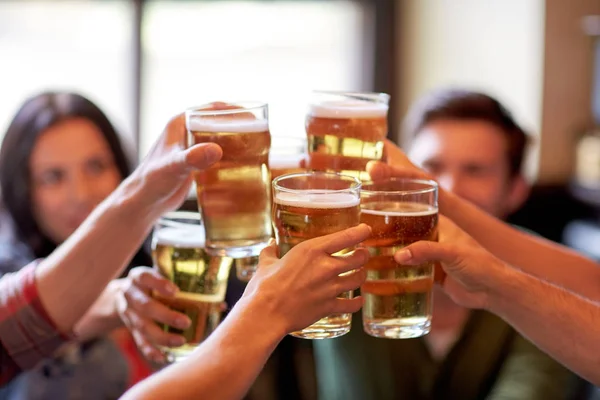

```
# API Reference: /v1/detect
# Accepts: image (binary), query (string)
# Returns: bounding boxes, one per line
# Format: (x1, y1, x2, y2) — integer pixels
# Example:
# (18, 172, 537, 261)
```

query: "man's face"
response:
(409, 119, 519, 218)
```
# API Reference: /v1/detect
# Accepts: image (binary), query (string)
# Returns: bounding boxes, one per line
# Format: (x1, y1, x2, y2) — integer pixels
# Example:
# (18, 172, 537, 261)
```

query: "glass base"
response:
(206, 241, 268, 259)
(363, 317, 431, 339)
(160, 344, 198, 363)
(235, 256, 260, 282)
(290, 314, 351, 339)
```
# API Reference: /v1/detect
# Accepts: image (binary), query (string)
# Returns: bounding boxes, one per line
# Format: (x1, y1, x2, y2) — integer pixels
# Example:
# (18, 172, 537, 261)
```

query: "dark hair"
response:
(404, 88, 529, 177)
(0, 91, 150, 268)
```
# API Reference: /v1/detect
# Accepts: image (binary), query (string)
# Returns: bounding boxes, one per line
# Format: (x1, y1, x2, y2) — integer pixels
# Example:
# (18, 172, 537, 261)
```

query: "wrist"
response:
(483, 261, 522, 314)
(109, 175, 162, 226)
(233, 293, 288, 342)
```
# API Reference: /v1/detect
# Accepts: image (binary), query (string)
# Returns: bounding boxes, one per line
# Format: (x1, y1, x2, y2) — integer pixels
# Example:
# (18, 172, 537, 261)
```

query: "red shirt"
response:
(0, 263, 72, 385)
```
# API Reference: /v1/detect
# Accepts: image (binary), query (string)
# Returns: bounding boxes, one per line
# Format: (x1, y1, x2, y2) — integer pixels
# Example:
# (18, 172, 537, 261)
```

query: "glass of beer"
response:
(185, 102, 272, 259)
(151, 211, 233, 362)
(272, 171, 361, 339)
(306, 91, 390, 181)
(360, 178, 438, 338)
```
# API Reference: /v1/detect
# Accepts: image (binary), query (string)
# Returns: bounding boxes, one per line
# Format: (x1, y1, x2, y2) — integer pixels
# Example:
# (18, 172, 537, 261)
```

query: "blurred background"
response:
(1, 0, 599, 256)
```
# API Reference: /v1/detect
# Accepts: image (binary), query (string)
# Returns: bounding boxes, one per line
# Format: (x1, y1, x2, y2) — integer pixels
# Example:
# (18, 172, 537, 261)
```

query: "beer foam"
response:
(309, 100, 388, 119)
(155, 227, 206, 248)
(361, 203, 438, 217)
(188, 119, 268, 133)
(275, 191, 359, 209)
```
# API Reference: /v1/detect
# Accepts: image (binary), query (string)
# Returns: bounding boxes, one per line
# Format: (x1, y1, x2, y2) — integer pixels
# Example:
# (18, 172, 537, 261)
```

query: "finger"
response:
(433, 262, 447, 285)
(125, 285, 191, 329)
(184, 142, 223, 170)
(329, 296, 364, 315)
(314, 224, 372, 255)
(366, 161, 432, 182)
(129, 267, 178, 297)
(329, 248, 370, 277)
(124, 308, 187, 348)
(382, 139, 412, 167)
(258, 241, 279, 264)
(131, 329, 166, 364)
(332, 268, 367, 294)
(394, 241, 460, 266)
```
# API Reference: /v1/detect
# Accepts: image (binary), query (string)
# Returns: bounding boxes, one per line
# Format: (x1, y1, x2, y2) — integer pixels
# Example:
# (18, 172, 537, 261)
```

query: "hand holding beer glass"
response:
(186, 102, 272, 261)
(272, 171, 361, 339)
(306, 91, 390, 181)
(151, 211, 232, 362)
(360, 179, 438, 338)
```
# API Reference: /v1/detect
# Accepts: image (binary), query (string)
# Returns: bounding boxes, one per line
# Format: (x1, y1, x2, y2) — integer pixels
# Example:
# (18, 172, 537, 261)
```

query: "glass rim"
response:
(157, 211, 202, 228)
(272, 171, 362, 194)
(361, 177, 438, 196)
(311, 90, 390, 104)
(185, 101, 268, 117)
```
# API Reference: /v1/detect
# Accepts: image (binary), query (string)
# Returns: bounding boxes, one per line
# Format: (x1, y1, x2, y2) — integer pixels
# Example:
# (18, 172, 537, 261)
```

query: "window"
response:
(0, 1, 135, 146)
(139, 0, 370, 156)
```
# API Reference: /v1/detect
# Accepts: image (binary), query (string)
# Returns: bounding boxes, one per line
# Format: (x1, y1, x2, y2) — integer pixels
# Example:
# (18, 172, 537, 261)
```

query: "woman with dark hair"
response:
(0, 91, 154, 399)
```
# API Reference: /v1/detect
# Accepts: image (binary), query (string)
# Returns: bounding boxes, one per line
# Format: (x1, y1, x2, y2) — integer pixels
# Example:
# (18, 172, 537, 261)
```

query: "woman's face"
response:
(29, 118, 122, 244)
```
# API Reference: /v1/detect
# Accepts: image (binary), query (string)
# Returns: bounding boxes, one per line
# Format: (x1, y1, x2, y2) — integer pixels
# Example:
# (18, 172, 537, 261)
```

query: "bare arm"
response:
(74, 279, 125, 341)
(368, 160, 600, 301)
(121, 225, 371, 400)
(34, 115, 222, 334)
(441, 191, 600, 301)
(121, 297, 284, 400)
(398, 218, 600, 386)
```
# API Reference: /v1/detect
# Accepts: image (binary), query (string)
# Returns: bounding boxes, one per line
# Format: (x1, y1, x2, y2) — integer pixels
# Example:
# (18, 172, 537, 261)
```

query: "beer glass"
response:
(152, 211, 233, 362)
(234, 136, 308, 282)
(186, 102, 272, 259)
(272, 171, 361, 339)
(360, 178, 438, 338)
(306, 91, 390, 181)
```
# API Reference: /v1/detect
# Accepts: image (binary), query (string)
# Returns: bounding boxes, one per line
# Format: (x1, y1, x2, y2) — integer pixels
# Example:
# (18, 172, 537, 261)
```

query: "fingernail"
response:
(175, 317, 191, 329)
(205, 145, 222, 163)
(395, 249, 412, 263)
(170, 337, 186, 347)
(165, 284, 178, 296)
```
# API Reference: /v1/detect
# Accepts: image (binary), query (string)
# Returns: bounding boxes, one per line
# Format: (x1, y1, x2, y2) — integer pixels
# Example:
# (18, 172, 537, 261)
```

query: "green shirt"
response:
(314, 310, 577, 400)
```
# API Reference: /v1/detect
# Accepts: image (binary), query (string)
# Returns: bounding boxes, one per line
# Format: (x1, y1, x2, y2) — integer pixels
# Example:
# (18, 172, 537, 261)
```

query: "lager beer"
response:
(186, 103, 272, 259)
(306, 91, 389, 181)
(272, 172, 361, 339)
(360, 180, 438, 338)
(152, 212, 232, 362)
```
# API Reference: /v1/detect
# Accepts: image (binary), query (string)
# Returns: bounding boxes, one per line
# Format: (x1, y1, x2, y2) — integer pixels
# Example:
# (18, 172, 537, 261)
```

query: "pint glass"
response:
(152, 211, 233, 362)
(186, 102, 272, 259)
(306, 91, 390, 181)
(272, 172, 361, 339)
(360, 179, 438, 338)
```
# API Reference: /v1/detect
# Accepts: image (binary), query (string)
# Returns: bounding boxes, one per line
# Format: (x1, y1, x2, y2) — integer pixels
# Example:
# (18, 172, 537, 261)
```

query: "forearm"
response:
(121, 296, 285, 400)
(487, 265, 600, 385)
(441, 190, 600, 300)
(36, 178, 157, 333)
(74, 279, 124, 341)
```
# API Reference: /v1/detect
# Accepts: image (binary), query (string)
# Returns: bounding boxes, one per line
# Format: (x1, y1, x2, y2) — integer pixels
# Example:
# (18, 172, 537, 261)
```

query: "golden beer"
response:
(152, 213, 232, 362)
(186, 103, 272, 259)
(272, 172, 361, 339)
(360, 180, 438, 338)
(306, 91, 389, 181)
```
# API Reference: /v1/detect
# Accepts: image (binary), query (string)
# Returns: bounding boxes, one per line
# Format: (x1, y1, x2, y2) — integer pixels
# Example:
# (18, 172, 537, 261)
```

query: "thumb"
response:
(258, 239, 279, 264)
(394, 241, 461, 269)
(183, 142, 223, 171)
